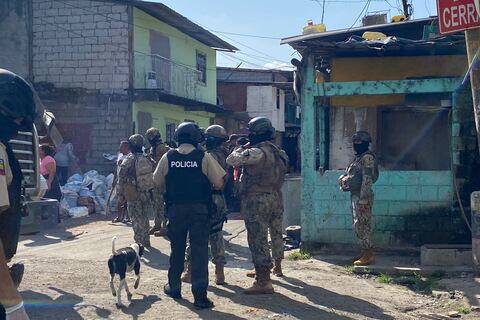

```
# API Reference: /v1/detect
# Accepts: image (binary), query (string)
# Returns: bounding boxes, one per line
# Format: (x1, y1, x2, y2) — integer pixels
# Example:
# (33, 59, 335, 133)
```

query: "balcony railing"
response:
(134, 53, 200, 101)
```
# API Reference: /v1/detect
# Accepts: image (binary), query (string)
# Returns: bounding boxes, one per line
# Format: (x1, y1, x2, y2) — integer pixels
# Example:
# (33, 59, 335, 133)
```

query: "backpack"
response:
(134, 155, 155, 192)
(268, 143, 289, 189)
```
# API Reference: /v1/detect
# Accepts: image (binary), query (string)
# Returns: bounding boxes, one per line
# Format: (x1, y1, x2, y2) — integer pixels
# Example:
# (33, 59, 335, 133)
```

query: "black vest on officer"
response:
(165, 148, 211, 205)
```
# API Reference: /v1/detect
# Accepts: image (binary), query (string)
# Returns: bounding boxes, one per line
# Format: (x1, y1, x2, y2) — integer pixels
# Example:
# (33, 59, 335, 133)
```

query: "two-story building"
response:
(0, 0, 236, 172)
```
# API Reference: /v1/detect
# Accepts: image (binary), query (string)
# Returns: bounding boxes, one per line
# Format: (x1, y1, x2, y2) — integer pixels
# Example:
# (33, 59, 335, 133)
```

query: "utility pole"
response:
(402, 0, 411, 20)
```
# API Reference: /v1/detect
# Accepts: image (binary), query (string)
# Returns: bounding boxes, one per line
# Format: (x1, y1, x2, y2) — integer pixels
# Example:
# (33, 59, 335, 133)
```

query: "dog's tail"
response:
(112, 236, 117, 254)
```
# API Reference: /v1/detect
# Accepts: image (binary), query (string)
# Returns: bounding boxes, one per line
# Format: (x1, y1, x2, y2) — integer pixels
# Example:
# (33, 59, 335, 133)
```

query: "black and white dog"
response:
(108, 236, 144, 307)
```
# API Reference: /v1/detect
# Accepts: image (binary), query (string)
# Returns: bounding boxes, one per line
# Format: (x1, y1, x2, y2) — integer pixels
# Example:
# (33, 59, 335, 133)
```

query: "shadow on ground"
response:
(120, 294, 161, 320)
(176, 298, 248, 320)
(142, 245, 170, 270)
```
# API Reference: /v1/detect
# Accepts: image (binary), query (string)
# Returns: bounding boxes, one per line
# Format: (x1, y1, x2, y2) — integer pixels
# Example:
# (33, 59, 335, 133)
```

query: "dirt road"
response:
(13, 216, 480, 319)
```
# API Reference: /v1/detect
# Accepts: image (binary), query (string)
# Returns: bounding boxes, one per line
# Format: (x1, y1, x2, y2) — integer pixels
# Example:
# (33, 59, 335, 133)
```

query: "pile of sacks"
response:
(60, 170, 116, 218)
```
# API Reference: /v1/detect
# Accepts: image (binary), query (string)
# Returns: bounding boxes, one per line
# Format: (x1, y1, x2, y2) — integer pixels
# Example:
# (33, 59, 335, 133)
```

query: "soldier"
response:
(0, 69, 37, 320)
(154, 122, 225, 309)
(181, 125, 228, 285)
(118, 134, 155, 247)
(338, 131, 379, 266)
(226, 117, 288, 294)
(145, 127, 169, 237)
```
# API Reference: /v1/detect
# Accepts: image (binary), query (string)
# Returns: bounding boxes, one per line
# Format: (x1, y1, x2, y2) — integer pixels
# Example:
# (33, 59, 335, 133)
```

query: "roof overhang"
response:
(133, 89, 226, 114)
(125, 0, 237, 52)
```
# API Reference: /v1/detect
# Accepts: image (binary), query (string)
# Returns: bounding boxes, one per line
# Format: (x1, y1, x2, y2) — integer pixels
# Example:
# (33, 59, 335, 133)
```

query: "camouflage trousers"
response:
(242, 192, 284, 268)
(185, 194, 226, 265)
(152, 188, 167, 228)
(128, 191, 151, 246)
(351, 194, 373, 250)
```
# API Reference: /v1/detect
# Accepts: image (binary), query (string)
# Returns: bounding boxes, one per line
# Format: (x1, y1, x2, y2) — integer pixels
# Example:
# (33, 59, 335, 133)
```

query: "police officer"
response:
(181, 125, 228, 285)
(145, 127, 169, 237)
(118, 134, 155, 247)
(338, 131, 379, 266)
(0, 69, 37, 320)
(227, 117, 288, 294)
(154, 122, 225, 309)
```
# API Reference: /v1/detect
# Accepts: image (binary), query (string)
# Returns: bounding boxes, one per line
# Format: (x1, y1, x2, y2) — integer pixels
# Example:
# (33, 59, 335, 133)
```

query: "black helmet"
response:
(174, 122, 203, 144)
(0, 69, 37, 130)
(128, 134, 145, 152)
(248, 117, 275, 138)
(352, 131, 372, 143)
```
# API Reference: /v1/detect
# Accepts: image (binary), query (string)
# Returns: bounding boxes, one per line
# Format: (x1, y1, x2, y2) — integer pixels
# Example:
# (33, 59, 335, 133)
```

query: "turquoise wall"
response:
(303, 171, 453, 246)
(133, 8, 217, 105)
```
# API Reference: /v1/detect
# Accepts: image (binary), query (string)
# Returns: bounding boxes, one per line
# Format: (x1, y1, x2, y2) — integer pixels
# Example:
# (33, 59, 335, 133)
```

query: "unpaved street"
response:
(13, 217, 480, 320)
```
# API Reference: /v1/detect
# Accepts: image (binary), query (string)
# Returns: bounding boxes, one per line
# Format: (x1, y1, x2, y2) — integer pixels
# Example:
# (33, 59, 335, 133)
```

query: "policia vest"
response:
(165, 148, 212, 206)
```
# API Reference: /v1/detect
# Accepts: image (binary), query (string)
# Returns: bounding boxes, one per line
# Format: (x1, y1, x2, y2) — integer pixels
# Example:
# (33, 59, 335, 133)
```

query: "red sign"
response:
(437, 0, 480, 34)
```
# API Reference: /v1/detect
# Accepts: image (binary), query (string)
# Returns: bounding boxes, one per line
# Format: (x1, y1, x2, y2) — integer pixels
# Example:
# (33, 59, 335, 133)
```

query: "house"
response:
(281, 17, 477, 248)
(0, 0, 236, 172)
(216, 67, 301, 172)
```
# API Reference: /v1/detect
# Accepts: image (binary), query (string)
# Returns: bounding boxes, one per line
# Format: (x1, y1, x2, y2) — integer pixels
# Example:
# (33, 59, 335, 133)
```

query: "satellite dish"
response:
(475, 0, 480, 18)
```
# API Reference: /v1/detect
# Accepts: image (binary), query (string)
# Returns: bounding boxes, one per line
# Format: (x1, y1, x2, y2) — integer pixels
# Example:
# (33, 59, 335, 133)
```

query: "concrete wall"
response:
(246, 86, 285, 132)
(133, 8, 217, 105)
(282, 176, 301, 229)
(32, 0, 130, 91)
(0, 0, 31, 79)
(37, 87, 131, 173)
(217, 83, 248, 112)
(133, 101, 213, 139)
(302, 170, 469, 247)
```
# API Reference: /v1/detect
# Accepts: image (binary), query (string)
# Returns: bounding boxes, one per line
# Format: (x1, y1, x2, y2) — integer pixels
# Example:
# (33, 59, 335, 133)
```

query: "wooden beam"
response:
(314, 78, 463, 97)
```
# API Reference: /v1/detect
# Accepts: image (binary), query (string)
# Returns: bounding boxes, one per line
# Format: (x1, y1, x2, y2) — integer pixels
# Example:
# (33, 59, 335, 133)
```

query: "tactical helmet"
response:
(0, 69, 37, 130)
(205, 124, 227, 140)
(145, 127, 161, 142)
(174, 122, 203, 144)
(352, 131, 372, 143)
(248, 116, 275, 138)
(128, 134, 145, 150)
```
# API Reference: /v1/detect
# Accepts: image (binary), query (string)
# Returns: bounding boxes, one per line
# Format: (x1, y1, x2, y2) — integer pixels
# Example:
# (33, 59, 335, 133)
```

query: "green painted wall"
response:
(133, 8, 217, 105)
(133, 101, 213, 138)
(300, 54, 471, 247)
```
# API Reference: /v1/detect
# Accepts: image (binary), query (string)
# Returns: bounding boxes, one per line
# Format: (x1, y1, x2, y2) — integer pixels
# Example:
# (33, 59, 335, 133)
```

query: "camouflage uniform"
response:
(148, 143, 169, 230)
(118, 141, 154, 247)
(343, 151, 378, 250)
(128, 191, 152, 245)
(227, 141, 288, 269)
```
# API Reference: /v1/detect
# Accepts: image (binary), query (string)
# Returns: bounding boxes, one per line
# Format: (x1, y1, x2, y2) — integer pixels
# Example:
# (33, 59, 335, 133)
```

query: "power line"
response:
(348, 0, 372, 30)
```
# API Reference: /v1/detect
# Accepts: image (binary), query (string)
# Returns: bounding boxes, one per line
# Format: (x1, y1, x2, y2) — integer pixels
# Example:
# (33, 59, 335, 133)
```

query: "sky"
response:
(157, 0, 439, 70)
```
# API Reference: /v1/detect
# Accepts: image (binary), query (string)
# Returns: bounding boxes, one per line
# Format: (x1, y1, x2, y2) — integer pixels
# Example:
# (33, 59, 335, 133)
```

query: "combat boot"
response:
(272, 259, 283, 277)
(181, 263, 192, 283)
(353, 249, 375, 266)
(244, 266, 274, 295)
(246, 268, 256, 278)
(215, 263, 225, 285)
(149, 224, 161, 235)
(154, 227, 168, 237)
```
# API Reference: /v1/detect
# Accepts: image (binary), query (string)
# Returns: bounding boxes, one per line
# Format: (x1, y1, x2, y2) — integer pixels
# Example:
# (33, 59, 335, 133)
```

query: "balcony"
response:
(134, 53, 200, 101)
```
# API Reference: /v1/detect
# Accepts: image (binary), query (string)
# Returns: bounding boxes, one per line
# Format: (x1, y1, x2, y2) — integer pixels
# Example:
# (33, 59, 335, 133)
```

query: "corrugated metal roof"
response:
(217, 67, 292, 83)
(281, 17, 437, 50)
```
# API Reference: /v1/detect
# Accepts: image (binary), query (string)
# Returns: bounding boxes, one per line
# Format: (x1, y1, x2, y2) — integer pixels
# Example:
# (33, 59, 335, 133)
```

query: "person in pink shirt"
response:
(39, 144, 62, 201)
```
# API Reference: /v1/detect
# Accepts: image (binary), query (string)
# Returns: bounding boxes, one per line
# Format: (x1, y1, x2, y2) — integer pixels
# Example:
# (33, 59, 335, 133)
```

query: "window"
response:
(166, 122, 176, 144)
(196, 51, 207, 84)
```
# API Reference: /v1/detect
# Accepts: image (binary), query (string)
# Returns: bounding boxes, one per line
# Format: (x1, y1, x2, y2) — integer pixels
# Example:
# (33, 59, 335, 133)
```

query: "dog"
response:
(108, 236, 144, 308)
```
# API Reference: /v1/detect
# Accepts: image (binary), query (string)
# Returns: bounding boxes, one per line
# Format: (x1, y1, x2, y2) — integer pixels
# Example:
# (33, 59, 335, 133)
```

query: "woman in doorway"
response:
(39, 144, 62, 201)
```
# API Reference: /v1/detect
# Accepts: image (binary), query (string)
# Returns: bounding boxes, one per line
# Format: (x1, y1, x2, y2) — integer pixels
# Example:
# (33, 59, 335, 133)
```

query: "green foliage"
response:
(287, 249, 311, 261)
(344, 265, 355, 274)
(378, 273, 393, 284)
(456, 306, 471, 314)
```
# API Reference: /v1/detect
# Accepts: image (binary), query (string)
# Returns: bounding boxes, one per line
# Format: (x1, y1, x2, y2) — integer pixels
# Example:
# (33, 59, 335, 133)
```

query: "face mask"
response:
(0, 116, 20, 142)
(353, 142, 369, 155)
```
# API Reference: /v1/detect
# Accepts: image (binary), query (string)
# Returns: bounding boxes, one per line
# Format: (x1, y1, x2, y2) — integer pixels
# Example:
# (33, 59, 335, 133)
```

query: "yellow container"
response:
(303, 23, 327, 35)
(362, 31, 388, 41)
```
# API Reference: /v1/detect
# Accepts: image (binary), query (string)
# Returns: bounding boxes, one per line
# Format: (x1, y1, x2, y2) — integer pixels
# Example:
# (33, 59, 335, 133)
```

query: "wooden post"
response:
(465, 28, 480, 154)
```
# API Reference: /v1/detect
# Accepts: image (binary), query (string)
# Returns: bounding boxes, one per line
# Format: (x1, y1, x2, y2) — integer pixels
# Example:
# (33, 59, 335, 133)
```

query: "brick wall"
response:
(31, 0, 129, 92)
(302, 170, 470, 247)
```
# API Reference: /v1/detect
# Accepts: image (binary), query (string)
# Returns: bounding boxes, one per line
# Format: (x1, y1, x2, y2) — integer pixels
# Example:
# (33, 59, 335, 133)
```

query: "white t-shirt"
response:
(117, 153, 129, 175)
(0, 143, 13, 213)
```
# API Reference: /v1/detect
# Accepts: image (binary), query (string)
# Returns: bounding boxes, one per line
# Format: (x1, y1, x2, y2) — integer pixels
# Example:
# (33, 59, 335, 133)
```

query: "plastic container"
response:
(21, 199, 60, 234)
(69, 206, 89, 218)
(303, 20, 326, 35)
(362, 31, 387, 41)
